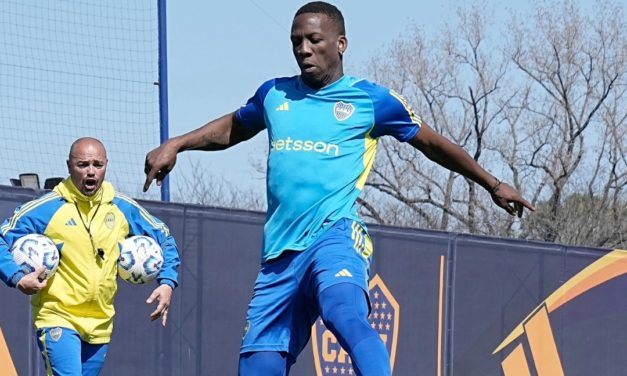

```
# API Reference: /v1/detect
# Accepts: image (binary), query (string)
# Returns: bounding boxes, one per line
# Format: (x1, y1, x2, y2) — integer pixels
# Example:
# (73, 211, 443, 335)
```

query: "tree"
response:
(504, 0, 626, 247)
(174, 158, 266, 211)
(362, 3, 518, 236)
(361, 0, 626, 248)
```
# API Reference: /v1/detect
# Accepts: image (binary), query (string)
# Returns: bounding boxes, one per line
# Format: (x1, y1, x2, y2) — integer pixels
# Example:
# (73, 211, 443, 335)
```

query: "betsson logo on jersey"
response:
(270, 137, 340, 156)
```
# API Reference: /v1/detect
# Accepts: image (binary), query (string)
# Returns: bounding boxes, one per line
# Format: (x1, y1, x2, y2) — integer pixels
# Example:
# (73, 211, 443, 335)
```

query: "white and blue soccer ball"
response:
(118, 235, 163, 284)
(11, 233, 60, 280)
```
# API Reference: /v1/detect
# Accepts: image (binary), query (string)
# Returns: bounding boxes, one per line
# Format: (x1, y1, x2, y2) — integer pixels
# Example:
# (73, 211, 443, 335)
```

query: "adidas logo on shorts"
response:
(335, 269, 353, 278)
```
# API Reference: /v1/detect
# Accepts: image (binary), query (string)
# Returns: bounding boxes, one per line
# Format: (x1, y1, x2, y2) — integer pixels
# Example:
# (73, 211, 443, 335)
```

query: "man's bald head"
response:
(69, 137, 107, 160)
(67, 137, 108, 196)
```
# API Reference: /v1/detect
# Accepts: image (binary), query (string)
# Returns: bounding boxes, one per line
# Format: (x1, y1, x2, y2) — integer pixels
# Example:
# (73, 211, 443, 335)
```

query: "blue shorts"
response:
(36, 327, 109, 376)
(240, 218, 373, 357)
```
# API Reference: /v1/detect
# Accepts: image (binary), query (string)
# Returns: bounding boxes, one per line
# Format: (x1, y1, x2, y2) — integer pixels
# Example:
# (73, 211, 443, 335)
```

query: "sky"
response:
(161, 0, 463, 198)
(1, 0, 598, 199)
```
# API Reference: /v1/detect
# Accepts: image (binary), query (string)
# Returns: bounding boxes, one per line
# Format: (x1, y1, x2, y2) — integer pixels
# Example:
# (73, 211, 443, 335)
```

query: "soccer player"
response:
(0, 137, 181, 376)
(143, 2, 534, 375)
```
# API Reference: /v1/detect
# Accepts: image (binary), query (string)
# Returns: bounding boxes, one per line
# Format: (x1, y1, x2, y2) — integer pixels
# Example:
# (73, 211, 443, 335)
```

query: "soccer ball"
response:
(118, 235, 163, 284)
(11, 233, 60, 280)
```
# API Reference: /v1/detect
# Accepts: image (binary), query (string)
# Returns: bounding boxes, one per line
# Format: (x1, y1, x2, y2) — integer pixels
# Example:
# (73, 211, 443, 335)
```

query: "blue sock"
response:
(319, 283, 392, 376)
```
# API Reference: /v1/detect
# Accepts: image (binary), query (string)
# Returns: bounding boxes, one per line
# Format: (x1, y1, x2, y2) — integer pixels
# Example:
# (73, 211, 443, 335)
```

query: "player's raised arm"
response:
(143, 112, 260, 191)
(408, 122, 535, 217)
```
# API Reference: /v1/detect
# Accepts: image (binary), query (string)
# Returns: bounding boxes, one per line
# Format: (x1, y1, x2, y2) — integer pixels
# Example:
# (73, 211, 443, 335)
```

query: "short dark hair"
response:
(295, 1, 345, 34)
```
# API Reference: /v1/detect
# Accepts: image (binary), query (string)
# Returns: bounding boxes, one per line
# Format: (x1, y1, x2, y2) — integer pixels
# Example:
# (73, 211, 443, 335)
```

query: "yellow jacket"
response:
(0, 179, 180, 343)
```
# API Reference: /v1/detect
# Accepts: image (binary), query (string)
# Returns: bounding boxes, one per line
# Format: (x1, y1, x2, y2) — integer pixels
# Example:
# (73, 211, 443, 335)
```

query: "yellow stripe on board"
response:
(524, 306, 564, 376)
(501, 344, 532, 376)
(0, 327, 18, 376)
(437, 255, 445, 376)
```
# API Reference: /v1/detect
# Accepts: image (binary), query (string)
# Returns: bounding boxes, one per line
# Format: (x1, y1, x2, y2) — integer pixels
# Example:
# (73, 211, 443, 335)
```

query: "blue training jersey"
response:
(236, 75, 422, 262)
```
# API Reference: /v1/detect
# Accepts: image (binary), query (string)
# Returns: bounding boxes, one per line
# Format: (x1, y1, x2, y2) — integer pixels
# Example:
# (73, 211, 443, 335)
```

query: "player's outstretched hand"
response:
(143, 141, 179, 192)
(16, 267, 48, 295)
(489, 181, 535, 217)
(146, 284, 173, 326)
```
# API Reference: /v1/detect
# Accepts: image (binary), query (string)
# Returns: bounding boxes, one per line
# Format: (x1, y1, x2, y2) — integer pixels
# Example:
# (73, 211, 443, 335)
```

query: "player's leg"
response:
(312, 219, 392, 376)
(239, 250, 317, 375)
(238, 351, 294, 376)
(36, 327, 82, 376)
(319, 283, 391, 376)
(81, 342, 109, 376)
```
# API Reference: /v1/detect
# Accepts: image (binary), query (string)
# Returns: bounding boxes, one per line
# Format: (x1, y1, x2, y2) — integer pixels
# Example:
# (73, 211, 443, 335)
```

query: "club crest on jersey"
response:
(333, 101, 355, 121)
(49, 327, 63, 342)
(105, 212, 115, 230)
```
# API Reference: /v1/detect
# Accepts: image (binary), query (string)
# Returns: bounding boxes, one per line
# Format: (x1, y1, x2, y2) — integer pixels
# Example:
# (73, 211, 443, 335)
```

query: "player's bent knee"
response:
(319, 284, 391, 376)
(322, 305, 377, 350)
(319, 283, 375, 349)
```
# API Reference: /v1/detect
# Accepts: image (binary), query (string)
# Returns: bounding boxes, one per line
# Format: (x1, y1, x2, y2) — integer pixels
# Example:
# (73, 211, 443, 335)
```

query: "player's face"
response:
(67, 141, 108, 196)
(291, 13, 346, 89)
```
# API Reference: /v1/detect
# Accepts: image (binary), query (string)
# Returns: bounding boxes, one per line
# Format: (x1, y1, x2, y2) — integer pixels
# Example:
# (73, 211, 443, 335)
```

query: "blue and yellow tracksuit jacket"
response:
(0, 179, 180, 344)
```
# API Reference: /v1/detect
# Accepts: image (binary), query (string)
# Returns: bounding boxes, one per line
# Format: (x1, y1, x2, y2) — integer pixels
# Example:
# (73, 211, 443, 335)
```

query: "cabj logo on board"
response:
(311, 274, 399, 375)
(494, 249, 627, 376)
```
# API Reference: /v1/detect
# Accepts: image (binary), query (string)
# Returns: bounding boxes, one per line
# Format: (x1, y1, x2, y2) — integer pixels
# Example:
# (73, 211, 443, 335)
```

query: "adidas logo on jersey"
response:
(65, 218, 77, 226)
(276, 102, 289, 111)
(335, 269, 353, 278)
